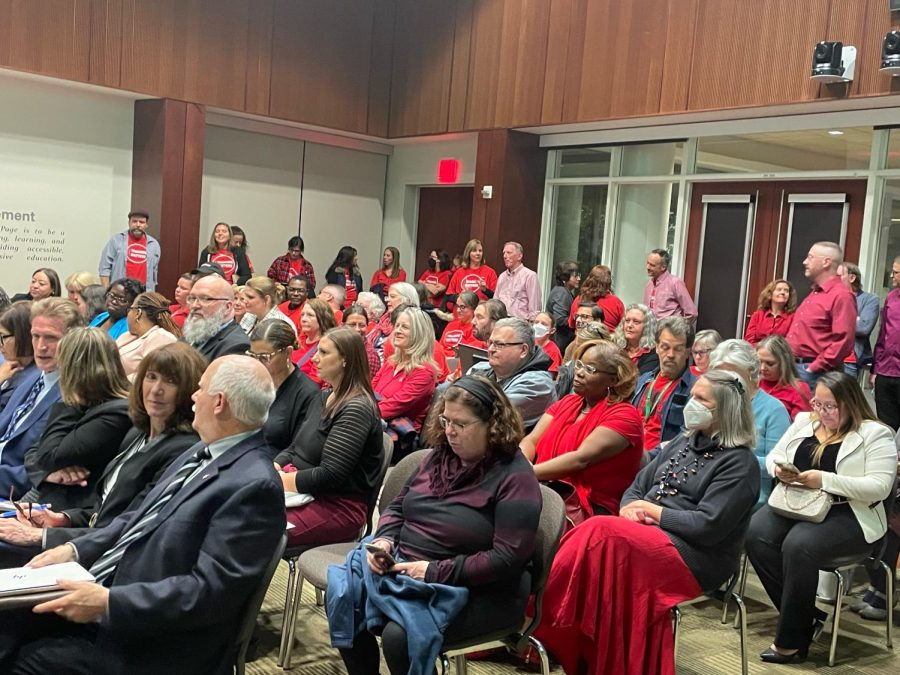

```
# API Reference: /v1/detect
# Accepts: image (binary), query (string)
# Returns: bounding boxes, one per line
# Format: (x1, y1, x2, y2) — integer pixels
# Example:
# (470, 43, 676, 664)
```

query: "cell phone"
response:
(776, 461, 800, 473)
(364, 543, 396, 568)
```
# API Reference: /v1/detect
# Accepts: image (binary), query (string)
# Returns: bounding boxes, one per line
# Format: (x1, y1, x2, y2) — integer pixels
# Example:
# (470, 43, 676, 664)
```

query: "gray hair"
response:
(208, 356, 275, 427)
(813, 241, 843, 267)
(503, 241, 524, 254)
(356, 291, 385, 319)
(694, 329, 723, 351)
(612, 303, 656, 351)
(494, 317, 534, 349)
(709, 338, 760, 383)
(655, 316, 694, 349)
(650, 248, 670, 268)
(702, 369, 757, 449)
(389, 282, 420, 307)
(322, 284, 346, 307)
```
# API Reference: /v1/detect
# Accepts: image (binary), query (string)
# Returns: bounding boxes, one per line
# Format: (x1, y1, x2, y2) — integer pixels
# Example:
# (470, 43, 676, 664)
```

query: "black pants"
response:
(745, 504, 869, 650)
(340, 622, 413, 675)
(874, 374, 900, 431)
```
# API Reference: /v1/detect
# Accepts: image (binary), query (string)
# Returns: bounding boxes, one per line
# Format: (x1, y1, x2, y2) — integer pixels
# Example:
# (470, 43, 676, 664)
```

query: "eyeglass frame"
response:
(0, 332, 14, 347)
(573, 359, 616, 377)
(438, 414, 481, 433)
(810, 398, 840, 414)
(186, 294, 230, 306)
(106, 292, 130, 306)
(487, 340, 525, 351)
(245, 347, 287, 364)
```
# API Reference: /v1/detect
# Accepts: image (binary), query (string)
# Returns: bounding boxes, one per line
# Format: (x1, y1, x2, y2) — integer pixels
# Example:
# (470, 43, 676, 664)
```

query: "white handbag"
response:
(767, 482, 834, 523)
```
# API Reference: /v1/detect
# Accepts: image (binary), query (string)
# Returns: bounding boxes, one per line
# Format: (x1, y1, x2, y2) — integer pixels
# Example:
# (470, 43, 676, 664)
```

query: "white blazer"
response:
(765, 412, 898, 543)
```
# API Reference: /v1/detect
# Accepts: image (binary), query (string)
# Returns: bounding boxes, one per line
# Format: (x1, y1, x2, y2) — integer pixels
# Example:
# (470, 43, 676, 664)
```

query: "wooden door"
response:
(415, 186, 474, 278)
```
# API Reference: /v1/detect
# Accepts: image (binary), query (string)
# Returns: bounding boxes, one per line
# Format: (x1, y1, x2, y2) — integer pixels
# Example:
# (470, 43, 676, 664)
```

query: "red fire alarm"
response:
(437, 158, 461, 184)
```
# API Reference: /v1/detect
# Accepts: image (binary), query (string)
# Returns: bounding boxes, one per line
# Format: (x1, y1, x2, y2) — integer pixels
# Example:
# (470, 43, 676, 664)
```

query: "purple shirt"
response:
(495, 263, 542, 320)
(643, 270, 698, 322)
(874, 289, 900, 377)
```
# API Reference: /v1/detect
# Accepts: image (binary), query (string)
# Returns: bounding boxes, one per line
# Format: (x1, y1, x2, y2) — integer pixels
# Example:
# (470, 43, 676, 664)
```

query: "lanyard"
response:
(643, 375, 675, 421)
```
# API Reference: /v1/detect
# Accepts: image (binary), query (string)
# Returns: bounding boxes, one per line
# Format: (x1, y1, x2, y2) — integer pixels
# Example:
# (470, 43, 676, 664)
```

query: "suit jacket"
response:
(70, 430, 285, 675)
(189, 321, 250, 363)
(0, 361, 39, 415)
(0, 370, 61, 496)
(46, 428, 200, 547)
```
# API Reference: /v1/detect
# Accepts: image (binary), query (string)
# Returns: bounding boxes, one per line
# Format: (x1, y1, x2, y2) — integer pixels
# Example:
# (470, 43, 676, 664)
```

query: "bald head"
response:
(192, 355, 276, 442)
(803, 241, 844, 284)
(188, 275, 234, 321)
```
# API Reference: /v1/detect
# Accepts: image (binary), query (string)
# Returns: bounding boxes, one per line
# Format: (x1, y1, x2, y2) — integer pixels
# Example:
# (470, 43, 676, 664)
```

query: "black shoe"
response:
(760, 647, 808, 663)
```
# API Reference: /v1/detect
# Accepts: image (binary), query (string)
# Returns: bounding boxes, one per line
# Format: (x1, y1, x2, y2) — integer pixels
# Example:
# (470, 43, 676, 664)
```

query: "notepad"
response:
(284, 492, 315, 508)
(0, 562, 95, 598)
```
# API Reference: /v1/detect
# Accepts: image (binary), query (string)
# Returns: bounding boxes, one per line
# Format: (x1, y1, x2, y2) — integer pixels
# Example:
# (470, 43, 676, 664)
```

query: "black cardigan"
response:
(262, 368, 320, 456)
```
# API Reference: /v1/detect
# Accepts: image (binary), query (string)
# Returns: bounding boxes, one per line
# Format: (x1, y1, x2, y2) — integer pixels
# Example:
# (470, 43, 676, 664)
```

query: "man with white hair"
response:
(318, 284, 346, 324)
(181, 274, 250, 361)
(709, 339, 790, 507)
(495, 241, 541, 320)
(1, 356, 284, 674)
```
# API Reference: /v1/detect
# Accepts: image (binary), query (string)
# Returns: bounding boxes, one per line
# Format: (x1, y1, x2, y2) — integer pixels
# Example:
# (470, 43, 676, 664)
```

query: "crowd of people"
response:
(0, 214, 896, 675)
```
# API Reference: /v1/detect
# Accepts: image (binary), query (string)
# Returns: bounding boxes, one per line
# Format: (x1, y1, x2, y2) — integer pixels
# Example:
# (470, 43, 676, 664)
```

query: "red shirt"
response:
(418, 269, 453, 307)
(370, 268, 407, 293)
(638, 373, 679, 450)
(568, 293, 625, 333)
(125, 233, 148, 283)
(786, 276, 856, 373)
(210, 250, 237, 284)
(278, 301, 304, 332)
(291, 338, 325, 388)
(743, 309, 794, 345)
(169, 304, 188, 328)
(372, 363, 437, 432)
(382, 338, 450, 382)
(439, 318, 475, 356)
(760, 379, 811, 421)
(446, 265, 498, 302)
(540, 339, 562, 373)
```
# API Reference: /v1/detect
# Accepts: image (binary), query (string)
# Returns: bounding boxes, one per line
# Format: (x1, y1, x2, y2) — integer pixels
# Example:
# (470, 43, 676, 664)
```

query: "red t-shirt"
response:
(568, 293, 625, 333)
(439, 318, 475, 356)
(125, 233, 148, 283)
(447, 265, 498, 302)
(169, 304, 188, 328)
(210, 250, 237, 284)
(278, 301, 304, 332)
(540, 339, 563, 374)
(418, 269, 453, 307)
(760, 379, 812, 421)
(370, 269, 407, 293)
(638, 374, 679, 450)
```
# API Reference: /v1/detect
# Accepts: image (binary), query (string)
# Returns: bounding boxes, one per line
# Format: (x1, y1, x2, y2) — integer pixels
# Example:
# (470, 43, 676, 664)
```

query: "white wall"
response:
(382, 134, 478, 275)
(0, 72, 133, 294)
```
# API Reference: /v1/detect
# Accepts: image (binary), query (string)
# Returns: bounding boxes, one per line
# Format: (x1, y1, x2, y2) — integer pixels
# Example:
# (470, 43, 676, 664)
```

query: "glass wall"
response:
(876, 180, 900, 299)
(550, 185, 608, 270)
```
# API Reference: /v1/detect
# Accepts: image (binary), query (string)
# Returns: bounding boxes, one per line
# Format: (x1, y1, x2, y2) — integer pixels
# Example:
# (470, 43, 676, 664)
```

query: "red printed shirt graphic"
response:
(125, 234, 148, 283)
(210, 250, 237, 283)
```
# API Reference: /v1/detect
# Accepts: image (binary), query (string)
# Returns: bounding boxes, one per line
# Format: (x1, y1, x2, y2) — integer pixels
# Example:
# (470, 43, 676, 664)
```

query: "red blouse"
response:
(372, 363, 437, 432)
(743, 309, 794, 346)
(760, 379, 811, 421)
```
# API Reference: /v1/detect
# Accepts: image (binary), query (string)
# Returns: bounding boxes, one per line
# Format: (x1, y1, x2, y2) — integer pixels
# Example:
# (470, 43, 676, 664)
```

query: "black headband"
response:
(450, 376, 495, 412)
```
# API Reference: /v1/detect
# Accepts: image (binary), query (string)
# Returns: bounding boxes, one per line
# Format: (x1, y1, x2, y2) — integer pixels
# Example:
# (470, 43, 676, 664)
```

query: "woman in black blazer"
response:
(0, 343, 206, 552)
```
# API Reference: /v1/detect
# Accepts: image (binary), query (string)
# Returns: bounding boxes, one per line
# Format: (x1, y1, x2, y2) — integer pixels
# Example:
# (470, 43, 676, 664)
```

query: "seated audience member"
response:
(89, 278, 143, 340)
(278, 275, 309, 331)
(248, 319, 318, 456)
(631, 316, 696, 451)
(556, 321, 610, 398)
(381, 304, 450, 384)
(611, 303, 659, 375)
(418, 249, 453, 309)
(536, 369, 760, 675)
(440, 291, 481, 355)
(757, 335, 811, 420)
(445, 238, 498, 304)
(0, 298, 81, 496)
(356, 291, 386, 344)
(168, 273, 193, 328)
(0, 302, 37, 414)
(746, 372, 896, 664)
(268, 236, 316, 289)
(232, 285, 247, 325)
(276, 328, 384, 547)
(0, 355, 284, 674)
(78, 284, 108, 323)
(569, 301, 605, 342)
(294, 298, 338, 387)
(318, 284, 347, 326)
(373, 307, 438, 440)
(64, 272, 100, 307)
(116, 292, 180, 379)
(326, 246, 364, 308)
(343, 304, 381, 379)
(198, 221, 252, 285)
(370, 246, 406, 298)
(238, 275, 295, 334)
(11, 268, 61, 303)
(569, 264, 623, 333)
(23, 328, 132, 511)
(743, 279, 797, 345)
(331, 375, 542, 675)
(521, 340, 642, 521)
(690, 329, 722, 376)
(546, 261, 580, 353)
(468, 317, 557, 430)
(0, 343, 204, 553)
(709, 339, 790, 507)
(532, 311, 562, 374)
(371, 281, 419, 354)
(181, 274, 250, 362)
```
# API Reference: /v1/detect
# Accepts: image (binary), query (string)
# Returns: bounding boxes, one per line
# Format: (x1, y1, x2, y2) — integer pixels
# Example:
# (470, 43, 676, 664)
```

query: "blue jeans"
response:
(796, 362, 821, 390)
(843, 363, 858, 379)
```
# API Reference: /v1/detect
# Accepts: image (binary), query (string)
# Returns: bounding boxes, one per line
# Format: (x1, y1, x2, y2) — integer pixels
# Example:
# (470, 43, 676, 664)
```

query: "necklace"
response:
(653, 437, 721, 501)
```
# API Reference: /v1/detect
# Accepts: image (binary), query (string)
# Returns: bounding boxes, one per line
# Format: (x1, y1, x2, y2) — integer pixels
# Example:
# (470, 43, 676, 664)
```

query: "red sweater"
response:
(383, 338, 450, 382)
(760, 379, 811, 421)
(372, 363, 437, 432)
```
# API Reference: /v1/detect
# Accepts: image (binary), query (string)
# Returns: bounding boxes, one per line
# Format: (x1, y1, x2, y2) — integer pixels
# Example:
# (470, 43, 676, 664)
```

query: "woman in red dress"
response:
(757, 334, 811, 420)
(446, 239, 497, 303)
(293, 298, 338, 388)
(744, 279, 796, 345)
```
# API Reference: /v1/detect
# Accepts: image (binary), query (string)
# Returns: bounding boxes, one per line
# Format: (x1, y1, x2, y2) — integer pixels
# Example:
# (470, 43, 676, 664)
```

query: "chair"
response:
(234, 532, 287, 675)
(276, 432, 395, 669)
(439, 485, 566, 675)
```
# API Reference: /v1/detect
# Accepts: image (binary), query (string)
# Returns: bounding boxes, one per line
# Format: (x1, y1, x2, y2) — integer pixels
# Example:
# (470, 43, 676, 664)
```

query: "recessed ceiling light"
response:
(828, 130, 845, 136)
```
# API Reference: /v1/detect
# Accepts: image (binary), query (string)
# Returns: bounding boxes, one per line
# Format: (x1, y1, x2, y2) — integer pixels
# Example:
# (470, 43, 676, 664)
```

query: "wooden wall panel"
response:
(366, 0, 396, 137)
(0, 0, 91, 80)
(853, 0, 900, 98)
(658, 0, 699, 114)
(88, 0, 122, 87)
(270, 0, 375, 134)
(541, 0, 576, 125)
(243, 0, 273, 116)
(447, 0, 475, 132)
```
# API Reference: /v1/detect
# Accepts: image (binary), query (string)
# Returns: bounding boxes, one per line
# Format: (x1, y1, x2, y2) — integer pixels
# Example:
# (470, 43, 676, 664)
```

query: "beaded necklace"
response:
(653, 433, 723, 501)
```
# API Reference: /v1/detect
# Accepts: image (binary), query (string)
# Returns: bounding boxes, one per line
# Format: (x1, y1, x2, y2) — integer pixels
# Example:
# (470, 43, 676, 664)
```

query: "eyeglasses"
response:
(810, 399, 840, 414)
(438, 414, 480, 432)
(487, 340, 525, 351)
(107, 293, 129, 306)
(0, 332, 13, 346)
(245, 348, 285, 364)
(691, 349, 710, 358)
(288, 248, 303, 254)
(186, 295, 229, 306)
(8, 486, 35, 525)
(574, 360, 615, 376)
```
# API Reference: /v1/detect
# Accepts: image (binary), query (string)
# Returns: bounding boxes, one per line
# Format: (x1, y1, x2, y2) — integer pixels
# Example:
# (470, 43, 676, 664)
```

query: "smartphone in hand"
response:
(776, 461, 800, 473)
(364, 543, 396, 568)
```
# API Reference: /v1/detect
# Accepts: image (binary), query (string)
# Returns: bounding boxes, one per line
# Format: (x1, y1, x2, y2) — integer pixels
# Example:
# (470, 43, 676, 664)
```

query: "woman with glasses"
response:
(547, 261, 580, 352)
(238, 275, 294, 335)
(278, 275, 309, 332)
(556, 321, 610, 399)
(521, 340, 642, 524)
(275, 327, 384, 547)
(89, 278, 143, 340)
(248, 319, 319, 456)
(0, 302, 37, 415)
(745, 372, 896, 663)
(439, 291, 481, 356)
(293, 298, 338, 388)
(331, 375, 541, 675)
(757, 335, 812, 421)
(116, 292, 180, 379)
(689, 329, 722, 376)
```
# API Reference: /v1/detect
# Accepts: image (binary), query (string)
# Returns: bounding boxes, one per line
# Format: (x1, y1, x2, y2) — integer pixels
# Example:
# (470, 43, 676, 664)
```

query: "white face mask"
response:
(683, 397, 716, 430)
(531, 323, 549, 339)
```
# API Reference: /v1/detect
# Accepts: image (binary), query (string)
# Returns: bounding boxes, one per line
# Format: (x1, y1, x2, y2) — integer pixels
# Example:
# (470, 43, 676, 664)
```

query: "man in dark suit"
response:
(0, 298, 82, 496)
(181, 274, 250, 362)
(0, 355, 285, 675)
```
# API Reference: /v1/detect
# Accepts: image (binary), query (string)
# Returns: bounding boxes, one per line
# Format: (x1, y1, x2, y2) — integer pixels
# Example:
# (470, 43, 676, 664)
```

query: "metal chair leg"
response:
(277, 558, 297, 666)
(526, 636, 551, 675)
(880, 560, 894, 649)
(672, 606, 682, 664)
(439, 654, 449, 675)
(733, 555, 750, 629)
(282, 575, 305, 669)
(453, 654, 467, 675)
(315, 587, 324, 607)
(828, 569, 845, 667)
(733, 592, 748, 675)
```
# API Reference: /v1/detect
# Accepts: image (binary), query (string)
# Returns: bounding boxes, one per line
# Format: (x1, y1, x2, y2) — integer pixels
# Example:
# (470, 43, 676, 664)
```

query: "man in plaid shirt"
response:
(267, 235, 316, 292)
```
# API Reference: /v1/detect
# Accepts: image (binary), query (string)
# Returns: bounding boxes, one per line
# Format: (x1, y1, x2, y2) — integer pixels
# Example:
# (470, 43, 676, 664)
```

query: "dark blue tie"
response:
(0, 377, 44, 442)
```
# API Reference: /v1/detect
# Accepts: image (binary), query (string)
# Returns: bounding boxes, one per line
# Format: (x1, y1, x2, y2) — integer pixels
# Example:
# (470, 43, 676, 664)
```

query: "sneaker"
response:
(859, 605, 888, 621)
(849, 588, 876, 613)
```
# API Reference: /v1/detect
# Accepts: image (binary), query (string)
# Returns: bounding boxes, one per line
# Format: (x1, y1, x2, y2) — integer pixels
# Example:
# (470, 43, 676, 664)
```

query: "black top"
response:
(636, 350, 660, 375)
(274, 393, 383, 497)
(189, 321, 250, 363)
(794, 435, 841, 473)
(263, 368, 319, 456)
(621, 431, 760, 591)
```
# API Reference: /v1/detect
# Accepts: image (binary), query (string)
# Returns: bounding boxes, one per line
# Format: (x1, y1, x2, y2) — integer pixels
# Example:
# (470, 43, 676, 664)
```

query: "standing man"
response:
(495, 242, 542, 320)
(786, 242, 856, 388)
(99, 210, 161, 292)
(872, 255, 900, 430)
(181, 275, 250, 362)
(642, 248, 697, 324)
(837, 262, 880, 378)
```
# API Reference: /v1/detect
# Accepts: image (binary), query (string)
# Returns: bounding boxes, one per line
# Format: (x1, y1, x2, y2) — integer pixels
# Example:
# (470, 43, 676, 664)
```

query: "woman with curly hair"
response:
(568, 264, 624, 333)
(744, 279, 797, 345)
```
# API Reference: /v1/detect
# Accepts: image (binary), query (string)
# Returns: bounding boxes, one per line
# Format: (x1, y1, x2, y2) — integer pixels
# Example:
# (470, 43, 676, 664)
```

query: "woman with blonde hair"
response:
(198, 222, 251, 285)
(446, 238, 497, 304)
(238, 275, 294, 334)
(757, 335, 811, 420)
(569, 264, 624, 332)
(116, 292, 181, 379)
(64, 272, 100, 306)
(744, 279, 797, 345)
(293, 298, 338, 387)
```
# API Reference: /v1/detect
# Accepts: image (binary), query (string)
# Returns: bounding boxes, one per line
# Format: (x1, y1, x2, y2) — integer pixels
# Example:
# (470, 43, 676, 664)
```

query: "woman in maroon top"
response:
(198, 222, 251, 285)
(521, 340, 643, 521)
(744, 279, 796, 345)
(370, 246, 406, 297)
(757, 335, 811, 420)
